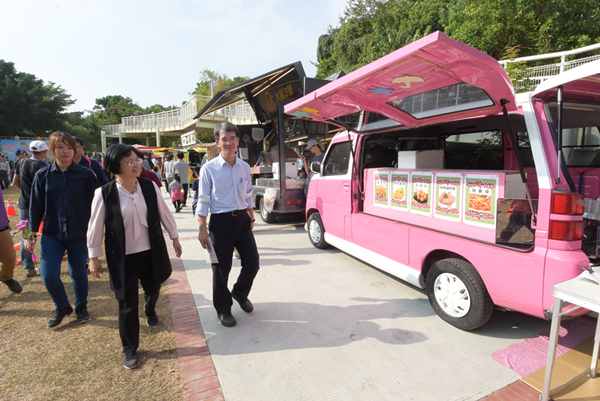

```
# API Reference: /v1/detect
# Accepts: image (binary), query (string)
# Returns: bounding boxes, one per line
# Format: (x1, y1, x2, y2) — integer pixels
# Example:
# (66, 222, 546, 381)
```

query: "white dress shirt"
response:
(196, 153, 254, 216)
(87, 181, 178, 257)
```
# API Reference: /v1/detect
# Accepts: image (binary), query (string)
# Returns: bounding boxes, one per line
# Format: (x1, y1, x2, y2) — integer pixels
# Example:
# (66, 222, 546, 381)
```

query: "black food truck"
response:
(193, 62, 333, 223)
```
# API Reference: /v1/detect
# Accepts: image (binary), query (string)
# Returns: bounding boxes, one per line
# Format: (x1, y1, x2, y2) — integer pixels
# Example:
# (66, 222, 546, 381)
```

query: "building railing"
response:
(102, 95, 257, 136)
(499, 42, 600, 89)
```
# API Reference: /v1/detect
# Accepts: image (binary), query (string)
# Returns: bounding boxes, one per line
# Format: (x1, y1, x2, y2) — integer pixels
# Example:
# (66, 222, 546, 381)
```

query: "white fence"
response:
(499, 42, 600, 87)
(102, 95, 257, 136)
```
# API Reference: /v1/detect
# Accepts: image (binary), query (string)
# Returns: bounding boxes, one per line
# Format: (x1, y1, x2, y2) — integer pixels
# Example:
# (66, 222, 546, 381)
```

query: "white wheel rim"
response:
(309, 219, 322, 244)
(433, 273, 471, 317)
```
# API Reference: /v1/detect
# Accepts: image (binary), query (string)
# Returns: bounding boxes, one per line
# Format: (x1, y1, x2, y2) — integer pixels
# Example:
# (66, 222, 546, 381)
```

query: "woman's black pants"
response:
(118, 250, 160, 354)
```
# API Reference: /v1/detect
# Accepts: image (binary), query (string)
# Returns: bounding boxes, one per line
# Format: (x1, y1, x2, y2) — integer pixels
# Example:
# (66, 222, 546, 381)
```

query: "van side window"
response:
(445, 131, 503, 170)
(323, 142, 352, 176)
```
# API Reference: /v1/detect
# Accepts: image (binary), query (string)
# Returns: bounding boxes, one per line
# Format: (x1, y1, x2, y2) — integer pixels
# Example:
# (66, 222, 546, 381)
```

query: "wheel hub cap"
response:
(309, 220, 321, 243)
(433, 273, 471, 317)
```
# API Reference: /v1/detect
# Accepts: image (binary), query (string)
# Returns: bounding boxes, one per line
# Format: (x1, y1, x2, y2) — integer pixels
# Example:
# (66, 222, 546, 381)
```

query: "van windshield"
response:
(545, 100, 600, 167)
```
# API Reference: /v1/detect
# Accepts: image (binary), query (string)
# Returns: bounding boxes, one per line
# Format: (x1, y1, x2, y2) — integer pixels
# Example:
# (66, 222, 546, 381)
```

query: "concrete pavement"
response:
(165, 190, 552, 401)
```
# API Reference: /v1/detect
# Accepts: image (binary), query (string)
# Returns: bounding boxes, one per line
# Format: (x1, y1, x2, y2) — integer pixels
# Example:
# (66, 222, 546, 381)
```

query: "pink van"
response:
(284, 32, 600, 330)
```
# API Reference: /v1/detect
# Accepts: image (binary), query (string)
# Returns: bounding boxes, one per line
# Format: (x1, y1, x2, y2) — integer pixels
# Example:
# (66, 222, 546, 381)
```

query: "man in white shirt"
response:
(197, 122, 259, 327)
(173, 151, 190, 207)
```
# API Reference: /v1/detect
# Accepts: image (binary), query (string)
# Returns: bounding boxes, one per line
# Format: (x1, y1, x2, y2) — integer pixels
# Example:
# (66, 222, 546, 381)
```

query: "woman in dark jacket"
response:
(28, 132, 100, 328)
(87, 144, 182, 370)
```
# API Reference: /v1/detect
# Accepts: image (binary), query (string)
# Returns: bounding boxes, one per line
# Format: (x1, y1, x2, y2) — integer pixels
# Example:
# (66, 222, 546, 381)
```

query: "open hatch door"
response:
(284, 31, 517, 132)
(194, 62, 307, 123)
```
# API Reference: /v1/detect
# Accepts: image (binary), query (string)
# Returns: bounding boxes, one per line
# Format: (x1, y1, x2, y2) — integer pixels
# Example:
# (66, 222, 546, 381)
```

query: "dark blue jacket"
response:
(79, 156, 109, 185)
(29, 162, 100, 241)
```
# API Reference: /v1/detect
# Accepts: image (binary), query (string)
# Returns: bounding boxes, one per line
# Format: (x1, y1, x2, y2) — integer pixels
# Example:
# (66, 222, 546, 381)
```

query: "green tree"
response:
(0, 60, 74, 136)
(315, 0, 600, 78)
(193, 69, 249, 97)
(446, 0, 600, 59)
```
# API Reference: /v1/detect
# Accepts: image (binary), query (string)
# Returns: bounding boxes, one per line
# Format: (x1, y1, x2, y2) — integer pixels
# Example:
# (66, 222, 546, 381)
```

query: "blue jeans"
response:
(40, 235, 88, 309)
(19, 209, 35, 272)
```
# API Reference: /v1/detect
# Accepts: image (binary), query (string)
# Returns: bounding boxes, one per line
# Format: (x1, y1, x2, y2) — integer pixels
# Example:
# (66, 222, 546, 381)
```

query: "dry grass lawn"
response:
(0, 187, 184, 400)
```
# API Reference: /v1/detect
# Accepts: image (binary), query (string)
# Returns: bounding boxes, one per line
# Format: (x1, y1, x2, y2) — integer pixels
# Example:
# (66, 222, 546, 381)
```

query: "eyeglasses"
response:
(126, 158, 143, 167)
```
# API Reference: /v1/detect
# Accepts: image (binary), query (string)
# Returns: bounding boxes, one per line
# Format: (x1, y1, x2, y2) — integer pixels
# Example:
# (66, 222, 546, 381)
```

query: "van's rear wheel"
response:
(259, 197, 276, 223)
(426, 258, 493, 331)
(307, 213, 329, 249)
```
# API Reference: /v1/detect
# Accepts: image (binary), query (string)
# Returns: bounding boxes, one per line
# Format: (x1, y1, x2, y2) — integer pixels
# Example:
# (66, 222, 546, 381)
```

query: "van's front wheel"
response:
(307, 213, 329, 249)
(426, 258, 493, 331)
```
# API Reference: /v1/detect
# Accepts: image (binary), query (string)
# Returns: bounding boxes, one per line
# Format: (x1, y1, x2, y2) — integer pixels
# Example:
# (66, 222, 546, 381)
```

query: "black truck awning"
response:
(193, 61, 306, 124)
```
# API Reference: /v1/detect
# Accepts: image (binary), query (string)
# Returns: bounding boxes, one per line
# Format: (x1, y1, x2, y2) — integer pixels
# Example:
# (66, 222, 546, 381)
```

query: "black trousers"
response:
(209, 211, 260, 315)
(118, 250, 160, 354)
(182, 183, 189, 205)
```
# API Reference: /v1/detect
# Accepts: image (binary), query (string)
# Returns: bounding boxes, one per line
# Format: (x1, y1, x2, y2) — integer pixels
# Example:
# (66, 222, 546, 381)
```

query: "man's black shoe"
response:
(144, 304, 158, 327)
(47, 305, 73, 328)
(75, 306, 91, 324)
(231, 292, 253, 313)
(2, 278, 22, 293)
(218, 313, 237, 327)
(123, 352, 140, 369)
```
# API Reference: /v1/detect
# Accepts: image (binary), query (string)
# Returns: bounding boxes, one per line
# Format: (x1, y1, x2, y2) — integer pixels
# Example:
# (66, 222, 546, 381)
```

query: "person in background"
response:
(170, 174, 184, 213)
(191, 166, 201, 215)
(153, 166, 161, 181)
(300, 139, 325, 196)
(0, 156, 10, 189)
(72, 137, 109, 185)
(173, 152, 190, 207)
(10, 149, 27, 184)
(28, 132, 100, 328)
(197, 122, 259, 328)
(163, 153, 175, 194)
(0, 185, 22, 295)
(140, 165, 162, 188)
(12, 141, 49, 277)
(87, 144, 182, 370)
(142, 153, 151, 170)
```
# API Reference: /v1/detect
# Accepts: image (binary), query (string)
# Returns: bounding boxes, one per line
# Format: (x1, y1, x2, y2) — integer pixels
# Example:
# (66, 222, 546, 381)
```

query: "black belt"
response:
(215, 210, 245, 217)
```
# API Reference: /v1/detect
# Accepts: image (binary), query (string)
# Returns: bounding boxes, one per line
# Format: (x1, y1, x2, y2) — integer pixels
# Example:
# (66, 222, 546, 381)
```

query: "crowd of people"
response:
(1, 122, 261, 370)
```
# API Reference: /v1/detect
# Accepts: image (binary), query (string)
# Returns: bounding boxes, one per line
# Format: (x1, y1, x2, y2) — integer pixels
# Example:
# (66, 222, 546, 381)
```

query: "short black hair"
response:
(104, 144, 143, 175)
(177, 151, 184, 159)
(72, 136, 84, 146)
(213, 121, 239, 141)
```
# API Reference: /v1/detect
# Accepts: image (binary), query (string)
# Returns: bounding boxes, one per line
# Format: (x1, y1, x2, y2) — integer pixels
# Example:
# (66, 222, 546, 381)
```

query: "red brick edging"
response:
(166, 242, 224, 401)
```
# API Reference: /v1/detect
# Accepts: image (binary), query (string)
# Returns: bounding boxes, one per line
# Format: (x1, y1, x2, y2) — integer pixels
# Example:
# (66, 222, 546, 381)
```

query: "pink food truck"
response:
(284, 31, 600, 330)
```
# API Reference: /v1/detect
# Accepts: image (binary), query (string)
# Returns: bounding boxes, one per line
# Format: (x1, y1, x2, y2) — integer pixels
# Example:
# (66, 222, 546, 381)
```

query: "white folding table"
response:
(541, 277, 600, 400)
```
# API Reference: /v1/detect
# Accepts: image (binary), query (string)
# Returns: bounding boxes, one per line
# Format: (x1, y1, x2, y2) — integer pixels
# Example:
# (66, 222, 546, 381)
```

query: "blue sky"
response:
(2, 0, 347, 113)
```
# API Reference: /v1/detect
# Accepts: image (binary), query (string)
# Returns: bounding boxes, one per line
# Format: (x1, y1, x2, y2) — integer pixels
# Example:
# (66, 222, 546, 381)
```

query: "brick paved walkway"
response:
(166, 240, 224, 401)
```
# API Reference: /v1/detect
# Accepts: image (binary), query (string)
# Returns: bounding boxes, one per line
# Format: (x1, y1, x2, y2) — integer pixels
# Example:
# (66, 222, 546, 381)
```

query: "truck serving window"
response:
(323, 142, 352, 176)
(445, 131, 504, 170)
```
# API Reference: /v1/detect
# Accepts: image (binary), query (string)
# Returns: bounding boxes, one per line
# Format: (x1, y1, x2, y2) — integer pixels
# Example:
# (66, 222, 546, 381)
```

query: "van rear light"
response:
(551, 192, 584, 215)
(549, 220, 583, 241)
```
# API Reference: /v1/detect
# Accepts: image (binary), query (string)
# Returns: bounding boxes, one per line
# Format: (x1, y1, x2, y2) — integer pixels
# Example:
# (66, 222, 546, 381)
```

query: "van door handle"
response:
(342, 182, 350, 194)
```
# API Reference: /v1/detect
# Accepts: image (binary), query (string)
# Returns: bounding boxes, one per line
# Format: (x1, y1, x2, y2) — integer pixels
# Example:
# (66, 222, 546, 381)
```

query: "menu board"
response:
(410, 173, 433, 216)
(434, 173, 462, 222)
(390, 172, 409, 211)
(373, 171, 390, 208)
(464, 174, 498, 228)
